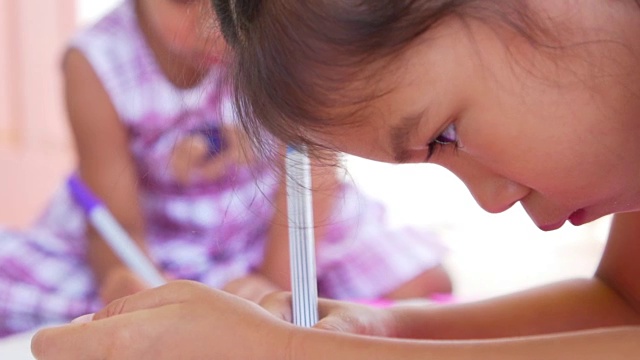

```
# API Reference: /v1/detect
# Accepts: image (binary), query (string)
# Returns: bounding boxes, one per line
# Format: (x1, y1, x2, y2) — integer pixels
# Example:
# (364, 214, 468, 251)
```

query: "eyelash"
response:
(426, 123, 458, 161)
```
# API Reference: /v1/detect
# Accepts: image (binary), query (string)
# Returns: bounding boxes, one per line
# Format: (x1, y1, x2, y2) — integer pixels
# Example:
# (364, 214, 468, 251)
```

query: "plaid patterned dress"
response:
(0, 0, 446, 337)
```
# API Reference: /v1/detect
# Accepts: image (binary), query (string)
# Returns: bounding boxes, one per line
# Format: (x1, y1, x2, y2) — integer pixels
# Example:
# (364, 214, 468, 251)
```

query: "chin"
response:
(537, 220, 567, 232)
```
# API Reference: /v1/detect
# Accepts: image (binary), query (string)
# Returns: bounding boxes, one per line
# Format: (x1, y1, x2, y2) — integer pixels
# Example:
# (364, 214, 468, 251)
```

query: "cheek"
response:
(150, 7, 199, 51)
(464, 126, 614, 206)
(454, 117, 560, 197)
(461, 87, 584, 185)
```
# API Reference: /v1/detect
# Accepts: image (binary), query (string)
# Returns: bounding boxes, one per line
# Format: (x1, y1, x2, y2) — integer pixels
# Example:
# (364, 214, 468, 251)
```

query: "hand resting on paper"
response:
(31, 281, 293, 360)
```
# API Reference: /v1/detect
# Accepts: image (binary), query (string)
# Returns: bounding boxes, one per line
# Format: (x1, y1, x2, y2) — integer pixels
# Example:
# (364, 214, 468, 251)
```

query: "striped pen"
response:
(285, 146, 319, 327)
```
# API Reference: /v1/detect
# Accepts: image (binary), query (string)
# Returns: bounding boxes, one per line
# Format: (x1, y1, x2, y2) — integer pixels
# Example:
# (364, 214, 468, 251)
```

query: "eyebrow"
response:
(389, 111, 424, 163)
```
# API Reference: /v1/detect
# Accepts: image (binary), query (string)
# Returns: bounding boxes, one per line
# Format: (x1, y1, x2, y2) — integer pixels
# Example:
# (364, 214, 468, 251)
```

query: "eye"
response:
(426, 123, 458, 161)
(434, 123, 457, 144)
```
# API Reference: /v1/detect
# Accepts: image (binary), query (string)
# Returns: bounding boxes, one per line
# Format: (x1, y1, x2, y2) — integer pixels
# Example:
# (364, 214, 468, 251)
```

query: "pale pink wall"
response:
(0, 1, 77, 228)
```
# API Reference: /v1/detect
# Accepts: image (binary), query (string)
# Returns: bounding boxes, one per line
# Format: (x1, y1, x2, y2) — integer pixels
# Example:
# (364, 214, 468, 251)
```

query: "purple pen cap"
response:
(67, 173, 101, 214)
(193, 126, 224, 156)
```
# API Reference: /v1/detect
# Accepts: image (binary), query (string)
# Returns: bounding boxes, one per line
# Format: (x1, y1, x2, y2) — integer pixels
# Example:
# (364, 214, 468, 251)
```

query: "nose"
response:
(468, 176, 529, 213)
(447, 160, 530, 214)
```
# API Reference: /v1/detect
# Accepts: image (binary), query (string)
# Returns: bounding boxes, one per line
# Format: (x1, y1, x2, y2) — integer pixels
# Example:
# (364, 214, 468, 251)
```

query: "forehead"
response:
(310, 114, 398, 163)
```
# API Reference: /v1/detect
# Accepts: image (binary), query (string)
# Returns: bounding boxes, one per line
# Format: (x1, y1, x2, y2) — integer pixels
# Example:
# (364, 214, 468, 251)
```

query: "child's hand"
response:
(31, 281, 293, 360)
(222, 273, 281, 303)
(170, 125, 255, 185)
(98, 267, 152, 305)
(260, 292, 398, 337)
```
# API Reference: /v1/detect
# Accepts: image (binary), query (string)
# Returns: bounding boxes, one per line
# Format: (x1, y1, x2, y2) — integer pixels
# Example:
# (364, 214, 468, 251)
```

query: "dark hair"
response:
(212, 0, 561, 155)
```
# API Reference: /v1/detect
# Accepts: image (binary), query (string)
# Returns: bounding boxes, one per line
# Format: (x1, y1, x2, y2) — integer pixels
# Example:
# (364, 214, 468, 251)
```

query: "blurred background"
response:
(0, 0, 611, 301)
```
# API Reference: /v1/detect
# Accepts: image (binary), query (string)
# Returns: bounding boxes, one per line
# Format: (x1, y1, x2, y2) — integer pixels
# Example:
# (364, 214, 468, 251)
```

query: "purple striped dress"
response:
(0, 0, 446, 337)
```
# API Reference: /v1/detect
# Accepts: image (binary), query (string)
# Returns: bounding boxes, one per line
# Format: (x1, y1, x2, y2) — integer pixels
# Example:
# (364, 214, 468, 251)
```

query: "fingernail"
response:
(71, 313, 95, 324)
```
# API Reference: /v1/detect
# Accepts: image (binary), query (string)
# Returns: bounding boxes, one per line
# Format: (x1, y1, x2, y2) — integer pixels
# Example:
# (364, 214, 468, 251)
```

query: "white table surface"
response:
(0, 330, 37, 360)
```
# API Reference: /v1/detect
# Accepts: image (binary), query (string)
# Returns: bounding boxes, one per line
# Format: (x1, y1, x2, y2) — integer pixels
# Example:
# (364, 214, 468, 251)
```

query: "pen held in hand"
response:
(285, 146, 319, 327)
(67, 174, 166, 288)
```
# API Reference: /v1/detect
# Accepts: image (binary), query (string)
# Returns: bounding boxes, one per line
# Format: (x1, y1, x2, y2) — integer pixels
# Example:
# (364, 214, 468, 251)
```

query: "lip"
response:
(203, 55, 223, 65)
(198, 52, 223, 65)
(568, 209, 587, 226)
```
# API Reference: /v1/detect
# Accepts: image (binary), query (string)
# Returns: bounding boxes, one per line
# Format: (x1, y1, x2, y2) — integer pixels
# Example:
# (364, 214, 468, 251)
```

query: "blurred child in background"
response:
(0, 0, 450, 337)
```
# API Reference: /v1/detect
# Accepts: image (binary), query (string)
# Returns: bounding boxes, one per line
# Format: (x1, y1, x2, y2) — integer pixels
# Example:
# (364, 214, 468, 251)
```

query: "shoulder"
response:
(63, 1, 154, 122)
(601, 211, 640, 259)
(62, 47, 119, 128)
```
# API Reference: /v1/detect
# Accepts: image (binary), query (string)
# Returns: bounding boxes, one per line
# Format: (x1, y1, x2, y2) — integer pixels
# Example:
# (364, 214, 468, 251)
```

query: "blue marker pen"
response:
(193, 125, 224, 156)
(67, 174, 166, 287)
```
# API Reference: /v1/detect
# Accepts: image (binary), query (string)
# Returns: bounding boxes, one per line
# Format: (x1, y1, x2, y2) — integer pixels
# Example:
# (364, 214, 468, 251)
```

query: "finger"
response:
(189, 135, 213, 160)
(196, 152, 232, 180)
(171, 135, 211, 184)
(313, 300, 364, 333)
(32, 321, 110, 359)
(220, 125, 256, 165)
(94, 280, 207, 321)
(259, 292, 294, 323)
(313, 314, 356, 333)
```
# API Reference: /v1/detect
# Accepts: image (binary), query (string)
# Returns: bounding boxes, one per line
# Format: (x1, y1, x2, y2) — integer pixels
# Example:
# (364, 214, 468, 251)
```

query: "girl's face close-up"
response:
(139, 0, 226, 66)
(321, 2, 640, 230)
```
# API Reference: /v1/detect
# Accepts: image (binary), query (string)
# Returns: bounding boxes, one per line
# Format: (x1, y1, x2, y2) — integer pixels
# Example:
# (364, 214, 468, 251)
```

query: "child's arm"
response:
(389, 276, 639, 339)
(63, 49, 156, 302)
(383, 264, 452, 299)
(386, 211, 640, 339)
